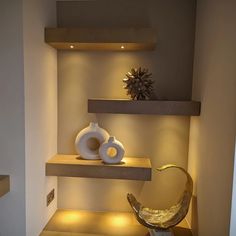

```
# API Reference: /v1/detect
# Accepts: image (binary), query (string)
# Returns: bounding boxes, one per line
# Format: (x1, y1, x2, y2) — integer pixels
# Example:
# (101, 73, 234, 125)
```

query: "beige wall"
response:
(187, 0, 236, 235)
(0, 0, 26, 235)
(23, 0, 58, 235)
(57, 0, 196, 100)
(0, 1, 58, 235)
(57, 0, 195, 211)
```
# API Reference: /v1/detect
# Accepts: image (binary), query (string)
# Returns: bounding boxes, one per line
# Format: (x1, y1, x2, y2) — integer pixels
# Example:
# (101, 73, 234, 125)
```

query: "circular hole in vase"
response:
(86, 138, 100, 152)
(106, 147, 118, 158)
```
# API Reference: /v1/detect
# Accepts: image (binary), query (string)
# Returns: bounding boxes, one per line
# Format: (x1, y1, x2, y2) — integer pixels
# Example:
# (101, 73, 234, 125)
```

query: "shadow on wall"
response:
(191, 196, 199, 236)
(173, 226, 193, 236)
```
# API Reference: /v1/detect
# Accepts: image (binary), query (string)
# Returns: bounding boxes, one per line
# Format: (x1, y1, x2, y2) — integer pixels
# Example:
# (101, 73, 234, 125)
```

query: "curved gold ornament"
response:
(127, 164, 193, 231)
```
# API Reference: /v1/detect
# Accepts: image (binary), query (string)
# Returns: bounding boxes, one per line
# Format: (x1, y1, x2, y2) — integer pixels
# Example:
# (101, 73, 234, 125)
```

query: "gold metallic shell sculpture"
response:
(123, 67, 154, 100)
(127, 164, 193, 235)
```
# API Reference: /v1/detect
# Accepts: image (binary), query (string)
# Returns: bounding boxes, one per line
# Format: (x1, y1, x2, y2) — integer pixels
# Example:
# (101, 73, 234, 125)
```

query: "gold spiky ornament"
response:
(123, 67, 154, 100)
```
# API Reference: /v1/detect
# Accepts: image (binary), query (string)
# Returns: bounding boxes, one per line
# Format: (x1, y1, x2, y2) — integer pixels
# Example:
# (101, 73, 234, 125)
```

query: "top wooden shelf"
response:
(45, 28, 156, 51)
(0, 175, 10, 198)
(88, 99, 201, 116)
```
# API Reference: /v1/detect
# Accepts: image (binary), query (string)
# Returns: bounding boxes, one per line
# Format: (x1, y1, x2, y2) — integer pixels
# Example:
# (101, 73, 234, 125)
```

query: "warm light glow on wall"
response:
(107, 214, 131, 227)
(57, 50, 191, 212)
(56, 211, 132, 227)
(58, 211, 81, 224)
(44, 210, 147, 234)
(70, 45, 74, 49)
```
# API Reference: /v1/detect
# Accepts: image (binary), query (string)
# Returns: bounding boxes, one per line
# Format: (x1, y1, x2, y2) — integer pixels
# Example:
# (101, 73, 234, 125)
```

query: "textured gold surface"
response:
(128, 165, 193, 230)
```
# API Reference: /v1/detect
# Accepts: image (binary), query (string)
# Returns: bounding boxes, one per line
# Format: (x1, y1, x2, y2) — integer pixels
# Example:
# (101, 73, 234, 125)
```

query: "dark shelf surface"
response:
(88, 99, 201, 116)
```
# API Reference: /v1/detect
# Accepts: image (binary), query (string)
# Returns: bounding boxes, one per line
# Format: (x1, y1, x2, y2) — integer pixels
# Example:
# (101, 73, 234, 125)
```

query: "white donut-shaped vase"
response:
(99, 136, 125, 164)
(75, 122, 109, 160)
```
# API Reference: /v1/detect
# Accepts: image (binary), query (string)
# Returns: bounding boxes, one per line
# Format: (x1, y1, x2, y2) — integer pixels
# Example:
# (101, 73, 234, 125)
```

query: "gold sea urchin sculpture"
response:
(123, 67, 154, 100)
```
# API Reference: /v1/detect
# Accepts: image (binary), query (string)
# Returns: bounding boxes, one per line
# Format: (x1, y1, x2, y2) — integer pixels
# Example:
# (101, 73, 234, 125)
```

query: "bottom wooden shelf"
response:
(0, 175, 10, 198)
(41, 210, 192, 236)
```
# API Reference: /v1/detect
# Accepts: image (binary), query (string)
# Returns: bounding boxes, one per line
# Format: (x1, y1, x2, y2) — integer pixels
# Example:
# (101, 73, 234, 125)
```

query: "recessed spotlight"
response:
(70, 45, 74, 49)
(121, 45, 125, 49)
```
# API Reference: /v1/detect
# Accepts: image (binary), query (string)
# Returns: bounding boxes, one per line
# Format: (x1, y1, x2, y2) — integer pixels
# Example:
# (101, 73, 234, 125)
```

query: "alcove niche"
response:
(0, 176, 10, 198)
(41, 1, 198, 235)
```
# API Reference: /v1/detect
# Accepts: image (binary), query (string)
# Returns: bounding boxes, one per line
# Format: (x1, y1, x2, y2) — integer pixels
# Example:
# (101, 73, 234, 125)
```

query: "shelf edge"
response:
(88, 99, 201, 116)
(46, 155, 152, 181)
(0, 175, 10, 198)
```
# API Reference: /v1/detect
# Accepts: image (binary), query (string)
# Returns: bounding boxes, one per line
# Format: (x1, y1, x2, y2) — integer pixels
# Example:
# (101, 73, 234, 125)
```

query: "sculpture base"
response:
(149, 228, 174, 236)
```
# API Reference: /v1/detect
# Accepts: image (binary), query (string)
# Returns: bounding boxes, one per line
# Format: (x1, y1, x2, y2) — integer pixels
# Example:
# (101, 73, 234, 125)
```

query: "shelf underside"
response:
(88, 99, 201, 116)
(46, 155, 152, 181)
(41, 210, 192, 236)
(45, 28, 156, 51)
(0, 175, 10, 198)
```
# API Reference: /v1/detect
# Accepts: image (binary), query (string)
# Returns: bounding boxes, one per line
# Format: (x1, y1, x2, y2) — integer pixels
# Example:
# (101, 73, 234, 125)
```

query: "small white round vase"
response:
(75, 122, 109, 160)
(99, 136, 125, 164)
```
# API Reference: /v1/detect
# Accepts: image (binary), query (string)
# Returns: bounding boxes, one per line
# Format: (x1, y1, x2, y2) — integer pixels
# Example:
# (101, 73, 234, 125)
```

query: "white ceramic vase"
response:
(99, 136, 125, 164)
(75, 122, 109, 160)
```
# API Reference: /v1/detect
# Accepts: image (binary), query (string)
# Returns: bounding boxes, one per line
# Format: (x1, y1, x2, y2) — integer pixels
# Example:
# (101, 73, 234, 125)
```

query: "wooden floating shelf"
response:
(42, 210, 148, 236)
(88, 99, 201, 116)
(45, 28, 156, 51)
(46, 154, 151, 181)
(0, 175, 10, 198)
(41, 210, 192, 236)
